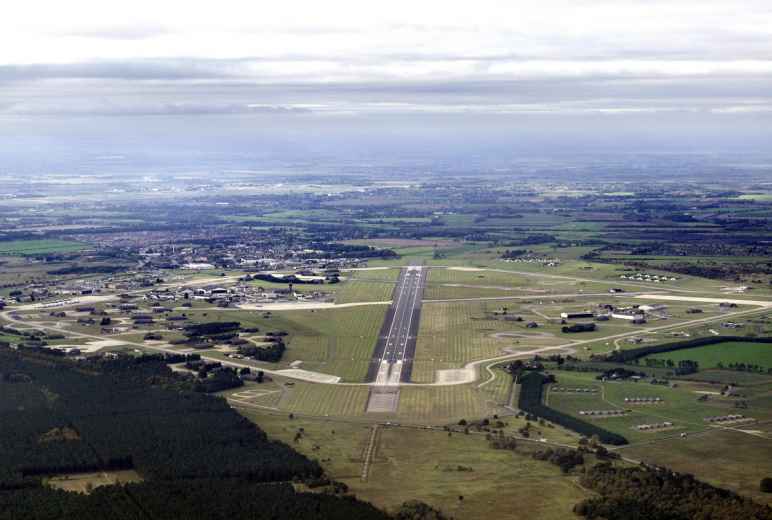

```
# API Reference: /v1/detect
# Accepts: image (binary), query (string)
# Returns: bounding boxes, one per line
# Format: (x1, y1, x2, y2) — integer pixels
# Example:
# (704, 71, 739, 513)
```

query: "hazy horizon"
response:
(3, 0, 772, 172)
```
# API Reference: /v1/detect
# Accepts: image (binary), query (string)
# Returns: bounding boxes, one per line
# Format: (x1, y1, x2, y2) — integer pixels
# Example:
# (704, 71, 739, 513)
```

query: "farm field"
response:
(677, 369, 772, 385)
(643, 341, 772, 370)
(0, 258, 84, 295)
(0, 334, 21, 344)
(345, 238, 459, 249)
(238, 409, 590, 520)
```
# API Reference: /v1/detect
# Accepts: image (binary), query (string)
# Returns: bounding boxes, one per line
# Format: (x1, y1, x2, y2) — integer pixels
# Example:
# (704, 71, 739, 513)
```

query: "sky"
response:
(3, 0, 772, 164)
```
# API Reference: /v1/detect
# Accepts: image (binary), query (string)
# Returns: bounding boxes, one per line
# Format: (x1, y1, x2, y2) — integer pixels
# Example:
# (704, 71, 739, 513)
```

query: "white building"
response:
(639, 304, 667, 313)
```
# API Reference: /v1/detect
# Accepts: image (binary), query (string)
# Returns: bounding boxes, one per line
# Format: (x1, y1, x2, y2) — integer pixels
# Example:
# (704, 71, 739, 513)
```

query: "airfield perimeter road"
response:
(366, 265, 427, 385)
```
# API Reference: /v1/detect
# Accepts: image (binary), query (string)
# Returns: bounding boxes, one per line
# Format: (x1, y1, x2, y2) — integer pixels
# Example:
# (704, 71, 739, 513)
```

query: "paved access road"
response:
(366, 265, 426, 385)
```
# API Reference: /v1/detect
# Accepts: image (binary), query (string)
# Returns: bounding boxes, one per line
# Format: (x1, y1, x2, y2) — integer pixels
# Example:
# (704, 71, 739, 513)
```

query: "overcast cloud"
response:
(2, 0, 772, 124)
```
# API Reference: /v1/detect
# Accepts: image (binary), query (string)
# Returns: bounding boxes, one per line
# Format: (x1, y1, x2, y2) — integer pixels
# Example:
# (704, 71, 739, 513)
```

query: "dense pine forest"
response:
(0, 348, 388, 519)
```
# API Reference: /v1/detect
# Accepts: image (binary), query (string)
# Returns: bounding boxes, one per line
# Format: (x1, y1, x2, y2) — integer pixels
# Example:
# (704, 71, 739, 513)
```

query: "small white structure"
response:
(639, 304, 667, 313)
(182, 263, 215, 270)
(611, 312, 645, 321)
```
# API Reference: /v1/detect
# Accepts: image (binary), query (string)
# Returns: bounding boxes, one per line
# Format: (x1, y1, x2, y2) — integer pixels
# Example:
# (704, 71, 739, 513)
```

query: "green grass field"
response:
(182, 306, 386, 381)
(545, 370, 772, 443)
(676, 369, 772, 385)
(235, 379, 506, 424)
(734, 193, 772, 202)
(423, 284, 523, 300)
(423, 267, 619, 300)
(278, 306, 386, 381)
(0, 334, 22, 344)
(0, 239, 87, 256)
(428, 268, 530, 288)
(345, 268, 401, 281)
(396, 385, 499, 423)
(479, 365, 514, 406)
(335, 280, 395, 304)
(412, 292, 725, 381)
(277, 381, 370, 416)
(238, 409, 590, 519)
(643, 341, 772, 370)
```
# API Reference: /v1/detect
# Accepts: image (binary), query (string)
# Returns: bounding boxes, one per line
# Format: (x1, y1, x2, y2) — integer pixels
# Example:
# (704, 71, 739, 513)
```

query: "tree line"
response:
(575, 463, 772, 519)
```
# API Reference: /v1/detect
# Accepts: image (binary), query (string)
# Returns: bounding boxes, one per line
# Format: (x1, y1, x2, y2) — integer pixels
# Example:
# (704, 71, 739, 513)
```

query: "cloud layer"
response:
(3, 0, 772, 118)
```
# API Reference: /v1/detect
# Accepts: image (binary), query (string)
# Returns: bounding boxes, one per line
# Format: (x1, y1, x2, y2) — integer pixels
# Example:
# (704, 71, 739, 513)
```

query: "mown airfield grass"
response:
(180, 305, 386, 381)
(412, 300, 565, 383)
(335, 280, 395, 304)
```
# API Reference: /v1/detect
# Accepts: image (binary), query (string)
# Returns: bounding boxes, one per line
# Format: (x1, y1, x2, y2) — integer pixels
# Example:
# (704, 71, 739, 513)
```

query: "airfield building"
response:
(560, 311, 595, 320)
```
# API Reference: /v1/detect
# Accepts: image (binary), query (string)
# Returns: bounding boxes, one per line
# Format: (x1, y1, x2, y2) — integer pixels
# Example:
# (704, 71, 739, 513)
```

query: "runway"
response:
(366, 265, 426, 384)
(365, 265, 426, 412)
